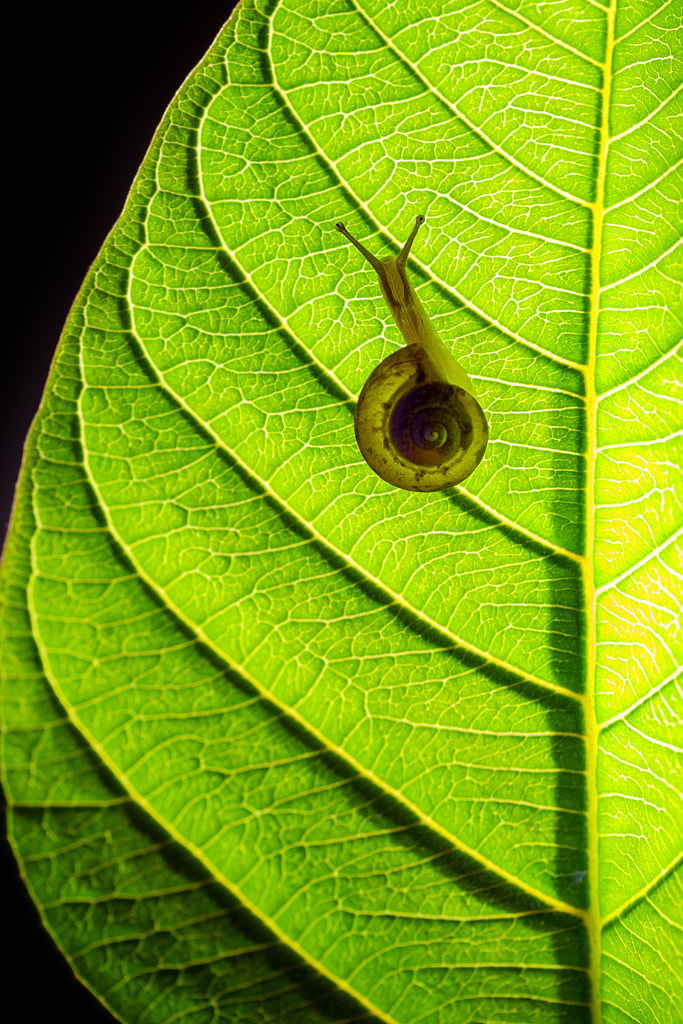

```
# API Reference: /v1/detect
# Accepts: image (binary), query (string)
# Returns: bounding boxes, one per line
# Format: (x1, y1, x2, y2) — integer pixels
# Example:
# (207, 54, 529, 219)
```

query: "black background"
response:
(3, 3, 239, 1020)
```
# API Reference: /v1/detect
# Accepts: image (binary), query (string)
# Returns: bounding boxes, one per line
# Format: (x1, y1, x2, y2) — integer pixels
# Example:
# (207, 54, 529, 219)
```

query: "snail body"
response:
(336, 216, 488, 492)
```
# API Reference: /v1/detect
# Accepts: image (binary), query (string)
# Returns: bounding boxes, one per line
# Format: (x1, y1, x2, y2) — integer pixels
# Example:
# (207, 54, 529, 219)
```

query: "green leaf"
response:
(2, 0, 681, 1021)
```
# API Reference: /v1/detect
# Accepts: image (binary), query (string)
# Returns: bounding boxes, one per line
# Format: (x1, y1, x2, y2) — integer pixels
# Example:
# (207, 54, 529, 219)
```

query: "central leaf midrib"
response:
(585, 1, 618, 1021)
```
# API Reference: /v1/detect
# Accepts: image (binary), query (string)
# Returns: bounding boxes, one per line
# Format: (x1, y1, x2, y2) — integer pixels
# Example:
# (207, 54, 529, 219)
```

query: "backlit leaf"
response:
(2, 1, 681, 1021)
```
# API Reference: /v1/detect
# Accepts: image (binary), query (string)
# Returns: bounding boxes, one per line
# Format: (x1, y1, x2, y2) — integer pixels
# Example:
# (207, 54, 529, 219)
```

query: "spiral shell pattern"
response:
(390, 382, 467, 467)
(354, 344, 488, 492)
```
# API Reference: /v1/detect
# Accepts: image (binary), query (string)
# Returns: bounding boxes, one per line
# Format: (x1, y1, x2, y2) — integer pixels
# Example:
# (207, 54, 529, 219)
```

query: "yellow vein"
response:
(604, 156, 683, 213)
(596, 429, 682, 452)
(602, 847, 683, 927)
(598, 666, 682, 733)
(396, 49, 600, 94)
(492, 438, 587, 456)
(596, 338, 682, 402)
(584, 2, 616, 1020)
(600, 237, 682, 293)
(623, 719, 683, 755)
(347, 908, 562, 922)
(595, 526, 683, 596)
(474, 375, 585, 399)
(450, 488, 583, 563)
(607, 83, 682, 144)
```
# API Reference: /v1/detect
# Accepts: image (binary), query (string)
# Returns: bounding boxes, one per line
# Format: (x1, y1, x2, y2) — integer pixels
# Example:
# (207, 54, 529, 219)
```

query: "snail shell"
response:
(336, 216, 488, 492)
(355, 345, 488, 492)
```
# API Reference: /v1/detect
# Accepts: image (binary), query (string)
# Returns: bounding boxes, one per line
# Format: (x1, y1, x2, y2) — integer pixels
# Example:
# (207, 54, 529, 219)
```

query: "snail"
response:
(336, 215, 488, 492)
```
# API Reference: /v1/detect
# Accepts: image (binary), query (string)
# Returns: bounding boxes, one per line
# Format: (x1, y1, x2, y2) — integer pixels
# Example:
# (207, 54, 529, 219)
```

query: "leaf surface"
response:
(1, 1, 682, 1021)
